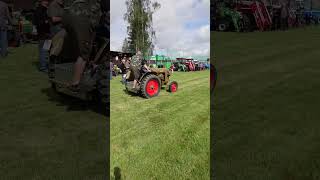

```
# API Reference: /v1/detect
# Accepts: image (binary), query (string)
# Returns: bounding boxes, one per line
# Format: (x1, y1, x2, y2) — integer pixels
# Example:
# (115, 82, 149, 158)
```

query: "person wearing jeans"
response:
(34, 0, 50, 72)
(0, 1, 12, 58)
(38, 39, 49, 71)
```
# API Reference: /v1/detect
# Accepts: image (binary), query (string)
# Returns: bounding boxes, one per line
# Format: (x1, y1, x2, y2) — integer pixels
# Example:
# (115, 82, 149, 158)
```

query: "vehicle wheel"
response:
(141, 74, 161, 98)
(95, 64, 109, 103)
(168, 81, 178, 93)
(98, 78, 108, 103)
(218, 23, 227, 31)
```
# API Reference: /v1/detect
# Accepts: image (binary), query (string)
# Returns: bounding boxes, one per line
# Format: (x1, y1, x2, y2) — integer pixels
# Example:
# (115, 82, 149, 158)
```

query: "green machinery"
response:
(148, 55, 173, 69)
(215, 1, 243, 32)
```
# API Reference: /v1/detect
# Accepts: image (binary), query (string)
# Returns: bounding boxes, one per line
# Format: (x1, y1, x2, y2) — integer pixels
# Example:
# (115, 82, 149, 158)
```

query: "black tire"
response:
(167, 81, 178, 93)
(140, 74, 161, 98)
(97, 75, 109, 103)
(218, 22, 227, 31)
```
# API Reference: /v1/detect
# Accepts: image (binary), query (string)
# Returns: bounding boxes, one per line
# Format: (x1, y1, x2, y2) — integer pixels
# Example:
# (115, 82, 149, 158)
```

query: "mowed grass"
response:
(0, 45, 107, 179)
(212, 26, 320, 179)
(110, 71, 210, 179)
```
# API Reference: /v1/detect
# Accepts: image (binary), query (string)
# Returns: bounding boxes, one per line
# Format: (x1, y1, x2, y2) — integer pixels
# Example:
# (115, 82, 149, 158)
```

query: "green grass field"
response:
(110, 71, 210, 179)
(0, 45, 107, 179)
(212, 26, 320, 179)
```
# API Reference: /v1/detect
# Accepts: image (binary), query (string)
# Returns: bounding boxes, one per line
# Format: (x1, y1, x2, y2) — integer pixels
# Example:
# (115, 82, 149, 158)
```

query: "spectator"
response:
(119, 58, 127, 84)
(280, 2, 289, 30)
(34, 0, 50, 72)
(110, 61, 113, 80)
(170, 64, 174, 73)
(47, 0, 64, 36)
(0, 0, 12, 58)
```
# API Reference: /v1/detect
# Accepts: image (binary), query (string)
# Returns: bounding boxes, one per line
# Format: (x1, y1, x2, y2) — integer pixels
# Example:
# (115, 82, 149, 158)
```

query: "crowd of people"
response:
(110, 54, 132, 83)
(0, 0, 12, 58)
(111, 50, 154, 89)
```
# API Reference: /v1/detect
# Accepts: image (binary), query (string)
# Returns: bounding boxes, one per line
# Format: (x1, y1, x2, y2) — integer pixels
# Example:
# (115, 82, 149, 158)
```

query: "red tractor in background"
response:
(185, 59, 196, 71)
(234, 0, 272, 31)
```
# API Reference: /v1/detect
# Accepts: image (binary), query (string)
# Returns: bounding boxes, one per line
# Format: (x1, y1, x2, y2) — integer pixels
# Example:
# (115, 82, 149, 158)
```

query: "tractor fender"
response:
(139, 72, 157, 82)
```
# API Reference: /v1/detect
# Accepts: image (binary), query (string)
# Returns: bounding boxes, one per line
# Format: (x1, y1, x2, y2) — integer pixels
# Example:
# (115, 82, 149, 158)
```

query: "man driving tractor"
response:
(58, 0, 102, 91)
(129, 50, 143, 89)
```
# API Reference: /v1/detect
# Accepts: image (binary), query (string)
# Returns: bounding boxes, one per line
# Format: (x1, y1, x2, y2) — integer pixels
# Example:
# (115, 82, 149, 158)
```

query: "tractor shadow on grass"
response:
(122, 87, 167, 97)
(41, 87, 109, 116)
(123, 89, 139, 97)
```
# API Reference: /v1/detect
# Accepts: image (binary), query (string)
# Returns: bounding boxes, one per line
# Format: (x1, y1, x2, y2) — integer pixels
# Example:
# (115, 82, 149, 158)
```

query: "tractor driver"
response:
(61, 0, 102, 90)
(130, 50, 143, 89)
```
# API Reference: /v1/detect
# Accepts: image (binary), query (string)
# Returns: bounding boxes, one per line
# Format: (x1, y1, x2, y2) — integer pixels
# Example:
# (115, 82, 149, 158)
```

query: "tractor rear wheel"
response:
(168, 81, 178, 93)
(141, 74, 161, 98)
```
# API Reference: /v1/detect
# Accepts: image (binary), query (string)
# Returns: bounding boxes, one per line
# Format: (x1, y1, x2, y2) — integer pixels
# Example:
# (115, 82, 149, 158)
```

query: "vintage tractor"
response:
(185, 61, 196, 71)
(125, 67, 178, 98)
(234, 0, 272, 31)
(48, 14, 109, 104)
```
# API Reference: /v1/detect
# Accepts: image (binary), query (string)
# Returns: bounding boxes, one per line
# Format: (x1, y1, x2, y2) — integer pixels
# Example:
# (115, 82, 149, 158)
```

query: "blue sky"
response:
(111, 0, 210, 57)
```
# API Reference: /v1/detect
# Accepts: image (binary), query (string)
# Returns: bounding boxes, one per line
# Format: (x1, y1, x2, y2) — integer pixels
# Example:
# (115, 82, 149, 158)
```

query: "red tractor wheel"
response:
(141, 74, 161, 98)
(168, 81, 178, 93)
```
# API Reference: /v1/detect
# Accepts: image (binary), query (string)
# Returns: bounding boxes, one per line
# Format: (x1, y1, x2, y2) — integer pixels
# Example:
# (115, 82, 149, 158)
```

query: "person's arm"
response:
(144, 64, 151, 72)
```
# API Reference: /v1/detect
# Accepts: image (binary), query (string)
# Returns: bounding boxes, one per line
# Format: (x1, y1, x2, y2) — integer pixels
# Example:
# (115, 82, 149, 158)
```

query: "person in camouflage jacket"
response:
(61, 0, 102, 90)
(129, 50, 143, 89)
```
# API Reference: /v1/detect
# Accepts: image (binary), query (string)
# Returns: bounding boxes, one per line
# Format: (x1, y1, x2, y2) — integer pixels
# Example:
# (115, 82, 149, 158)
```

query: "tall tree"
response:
(122, 38, 130, 53)
(124, 0, 160, 56)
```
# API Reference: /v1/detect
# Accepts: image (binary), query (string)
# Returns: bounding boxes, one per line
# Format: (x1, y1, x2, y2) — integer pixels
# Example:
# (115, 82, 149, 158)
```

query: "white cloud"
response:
(111, 0, 210, 57)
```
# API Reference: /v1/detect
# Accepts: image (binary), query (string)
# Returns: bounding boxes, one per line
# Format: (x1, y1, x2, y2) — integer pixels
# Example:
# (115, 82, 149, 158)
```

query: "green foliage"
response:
(124, 0, 160, 56)
(121, 38, 130, 53)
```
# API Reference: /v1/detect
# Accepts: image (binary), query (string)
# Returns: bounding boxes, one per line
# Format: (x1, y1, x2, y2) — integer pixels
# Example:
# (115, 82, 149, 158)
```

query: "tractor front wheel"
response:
(141, 74, 161, 98)
(168, 81, 178, 93)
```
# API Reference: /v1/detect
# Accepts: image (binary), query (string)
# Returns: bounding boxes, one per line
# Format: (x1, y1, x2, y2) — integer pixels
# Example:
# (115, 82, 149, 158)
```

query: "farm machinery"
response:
(48, 14, 109, 104)
(213, 0, 272, 32)
(125, 66, 178, 98)
(234, 0, 272, 31)
(214, 1, 244, 32)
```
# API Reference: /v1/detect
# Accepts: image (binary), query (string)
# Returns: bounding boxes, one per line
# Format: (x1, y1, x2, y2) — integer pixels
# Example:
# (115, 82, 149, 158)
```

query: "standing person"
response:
(47, 0, 64, 36)
(110, 61, 113, 80)
(169, 63, 174, 73)
(0, 0, 12, 58)
(280, 2, 289, 31)
(119, 57, 127, 84)
(34, 0, 50, 72)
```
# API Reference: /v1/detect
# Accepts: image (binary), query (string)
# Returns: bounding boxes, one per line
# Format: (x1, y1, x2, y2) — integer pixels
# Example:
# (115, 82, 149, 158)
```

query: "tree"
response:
(123, 0, 160, 56)
(122, 38, 130, 53)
